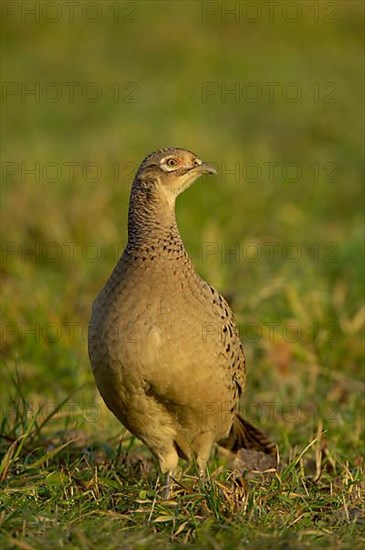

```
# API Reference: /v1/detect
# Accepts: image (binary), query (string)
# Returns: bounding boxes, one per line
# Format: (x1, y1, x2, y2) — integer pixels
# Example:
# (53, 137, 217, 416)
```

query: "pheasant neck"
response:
(126, 185, 182, 251)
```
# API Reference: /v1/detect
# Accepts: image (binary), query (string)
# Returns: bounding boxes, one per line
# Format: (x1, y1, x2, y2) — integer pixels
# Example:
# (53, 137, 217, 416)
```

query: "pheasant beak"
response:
(191, 162, 217, 176)
(200, 162, 217, 175)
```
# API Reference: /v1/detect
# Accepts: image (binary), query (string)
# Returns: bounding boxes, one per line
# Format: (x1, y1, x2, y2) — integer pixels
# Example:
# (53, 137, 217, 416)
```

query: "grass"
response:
(0, 375, 363, 548)
(1, 0, 364, 548)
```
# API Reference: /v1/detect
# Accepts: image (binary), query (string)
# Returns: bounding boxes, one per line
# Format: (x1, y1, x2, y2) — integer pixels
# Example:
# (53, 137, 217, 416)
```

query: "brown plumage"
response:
(88, 147, 275, 494)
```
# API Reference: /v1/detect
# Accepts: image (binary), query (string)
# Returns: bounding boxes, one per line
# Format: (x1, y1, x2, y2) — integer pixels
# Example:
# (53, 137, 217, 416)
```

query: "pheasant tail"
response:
(219, 413, 276, 455)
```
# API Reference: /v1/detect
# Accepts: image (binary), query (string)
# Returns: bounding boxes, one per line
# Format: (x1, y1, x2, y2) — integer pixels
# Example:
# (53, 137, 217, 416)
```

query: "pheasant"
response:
(88, 147, 275, 495)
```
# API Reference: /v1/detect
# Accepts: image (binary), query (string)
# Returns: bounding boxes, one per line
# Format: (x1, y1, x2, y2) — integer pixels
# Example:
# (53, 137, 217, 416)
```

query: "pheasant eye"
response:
(166, 158, 178, 167)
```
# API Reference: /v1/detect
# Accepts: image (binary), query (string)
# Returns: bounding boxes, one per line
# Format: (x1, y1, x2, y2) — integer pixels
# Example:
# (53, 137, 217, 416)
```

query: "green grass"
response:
(0, 376, 363, 549)
(1, 1, 364, 548)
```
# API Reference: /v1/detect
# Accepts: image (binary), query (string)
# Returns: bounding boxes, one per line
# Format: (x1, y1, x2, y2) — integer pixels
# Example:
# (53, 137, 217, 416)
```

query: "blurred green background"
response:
(1, 0, 364, 452)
